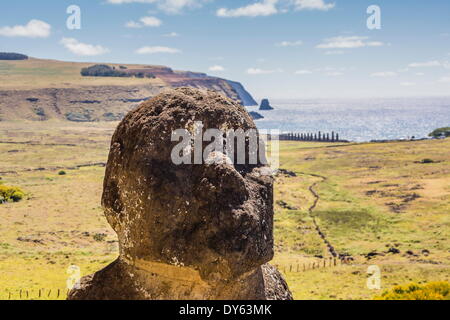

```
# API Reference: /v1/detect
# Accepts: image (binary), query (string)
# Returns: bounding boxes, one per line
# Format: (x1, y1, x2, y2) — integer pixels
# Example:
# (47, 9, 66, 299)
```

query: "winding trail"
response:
(301, 172, 339, 258)
(0, 162, 106, 175)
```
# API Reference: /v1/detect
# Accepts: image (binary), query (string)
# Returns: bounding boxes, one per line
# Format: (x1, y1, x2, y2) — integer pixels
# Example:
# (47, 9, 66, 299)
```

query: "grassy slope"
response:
(272, 141, 450, 299)
(0, 123, 449, 300)
(0, 58, 165, 90)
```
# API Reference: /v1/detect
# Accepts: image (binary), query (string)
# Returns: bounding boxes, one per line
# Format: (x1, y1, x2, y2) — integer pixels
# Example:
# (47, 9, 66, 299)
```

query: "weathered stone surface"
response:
(68, 87, 292, 300)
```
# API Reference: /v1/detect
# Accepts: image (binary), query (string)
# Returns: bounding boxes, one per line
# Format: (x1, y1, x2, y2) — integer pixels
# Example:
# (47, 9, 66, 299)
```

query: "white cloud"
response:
(438, 76, 450, 83)
(295, 70, 312, 75)
(125, 21, 142, 28)
(107, 0, 207, 14)
(408, 60, 441, 68)
(217, 0, 335, 17)
(209, 65, 225, 72)
(0, 19, 51, 38)
(136, 46, 181, 54)
(163, 32, 179, 37)
(217, 0, 278, 17)
(293, 0, 335, 11)
(371, 71, 397, 78)
(324, 50, 344, 55)
(60, 38, 109, 56)
(326, 71, 343, 77)
(140, 16, 162, 27)
(317, 36, 384, 49)
(247, 68, 282, 75)
(415, 72, 425, 76)
(276, 40, 303, 47)
(126, 16, 162, 28)
(400, 82, 416, 86)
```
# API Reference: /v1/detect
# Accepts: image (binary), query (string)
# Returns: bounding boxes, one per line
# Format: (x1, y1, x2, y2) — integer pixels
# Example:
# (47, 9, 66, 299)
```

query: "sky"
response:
(1, 0, 450, 99)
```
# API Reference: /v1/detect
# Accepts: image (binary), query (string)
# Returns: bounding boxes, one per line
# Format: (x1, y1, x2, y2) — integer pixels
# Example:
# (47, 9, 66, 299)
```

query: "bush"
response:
(80, 64, 129, 78)
(0, 52, 28, 60)
(429, 127, 450, 138)
(58, 170, 67, 176)
(0, 185, 25, 203)
(421, 158, 435, 164)
(93, 233, 107, 242)
(376, 282, 450, 300)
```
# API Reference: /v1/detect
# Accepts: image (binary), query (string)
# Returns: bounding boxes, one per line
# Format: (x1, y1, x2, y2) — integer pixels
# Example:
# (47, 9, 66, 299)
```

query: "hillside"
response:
(0, 121, 448, 299)
(0, 58, 257, 122)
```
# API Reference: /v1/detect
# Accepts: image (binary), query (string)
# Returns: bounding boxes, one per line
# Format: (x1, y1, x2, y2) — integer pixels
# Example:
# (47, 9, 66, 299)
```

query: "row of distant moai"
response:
(278, 131, 344, 142)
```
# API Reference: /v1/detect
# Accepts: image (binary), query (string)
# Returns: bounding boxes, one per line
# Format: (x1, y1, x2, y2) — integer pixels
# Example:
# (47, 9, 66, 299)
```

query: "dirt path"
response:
(0, 141, 77, 147)
(301, 172, 339, 258)
(0, 162, 106, 175)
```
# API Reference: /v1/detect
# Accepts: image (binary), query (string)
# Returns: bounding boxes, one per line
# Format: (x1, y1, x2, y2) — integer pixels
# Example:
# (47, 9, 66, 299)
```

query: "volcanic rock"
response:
(259, 99, 274, 111)
(68, 87, 292, 300)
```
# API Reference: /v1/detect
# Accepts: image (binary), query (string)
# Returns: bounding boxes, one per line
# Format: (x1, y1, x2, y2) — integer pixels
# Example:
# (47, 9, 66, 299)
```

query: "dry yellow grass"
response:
(0, 58, 166, 90)
(0, 122, 449, 300)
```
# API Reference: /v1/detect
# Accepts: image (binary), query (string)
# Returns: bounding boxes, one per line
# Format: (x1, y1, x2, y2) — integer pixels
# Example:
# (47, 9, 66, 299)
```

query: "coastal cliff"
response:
(0, 58, 257, 121)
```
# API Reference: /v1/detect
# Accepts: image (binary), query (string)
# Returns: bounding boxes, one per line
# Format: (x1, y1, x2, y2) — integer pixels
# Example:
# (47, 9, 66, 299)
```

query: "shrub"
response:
(80, 64, 129, 78)
(93, 233, 107, 242)
(429, 127, 450, 138)
(376, 282, 450, 300)
(58, 170, 67, 176)
(421, 158, 435, 164)
(0, 52, 28, 60)
(0, 185, 25, 203)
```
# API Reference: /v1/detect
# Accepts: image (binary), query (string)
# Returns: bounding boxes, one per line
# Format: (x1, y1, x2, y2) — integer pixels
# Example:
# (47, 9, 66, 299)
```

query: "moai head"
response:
(102, 88, 274, 282)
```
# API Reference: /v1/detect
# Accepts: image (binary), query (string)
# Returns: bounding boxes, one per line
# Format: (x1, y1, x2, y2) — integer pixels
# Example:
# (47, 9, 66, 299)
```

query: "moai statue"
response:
(68, 88, 292, 301)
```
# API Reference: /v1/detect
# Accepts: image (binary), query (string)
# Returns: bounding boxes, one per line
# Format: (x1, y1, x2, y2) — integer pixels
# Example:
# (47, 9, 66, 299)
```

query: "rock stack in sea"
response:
(249, 111, 264, 120)
(259, 99, 274, 111)
(68, 88, 292, 300)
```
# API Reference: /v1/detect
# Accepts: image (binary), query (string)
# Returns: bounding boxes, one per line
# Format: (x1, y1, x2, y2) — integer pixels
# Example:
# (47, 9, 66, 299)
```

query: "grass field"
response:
(0, 122, 449, 300)
(0, 58, 165, 90)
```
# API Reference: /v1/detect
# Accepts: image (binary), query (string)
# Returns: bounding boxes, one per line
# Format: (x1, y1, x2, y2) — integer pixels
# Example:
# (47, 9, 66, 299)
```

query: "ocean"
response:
(247, 97, 450, 142)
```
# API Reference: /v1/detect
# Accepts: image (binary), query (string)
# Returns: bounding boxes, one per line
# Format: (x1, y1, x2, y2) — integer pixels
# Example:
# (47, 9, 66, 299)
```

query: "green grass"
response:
(0, 122, 449, 300)
(0, 59, 164, 90)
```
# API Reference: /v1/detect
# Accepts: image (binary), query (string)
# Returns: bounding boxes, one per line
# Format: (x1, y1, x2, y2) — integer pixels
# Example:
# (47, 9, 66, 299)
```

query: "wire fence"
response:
(2, 288, 69, 300)
(2, 258, 355, 300)
(275, 257, 354, 274)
